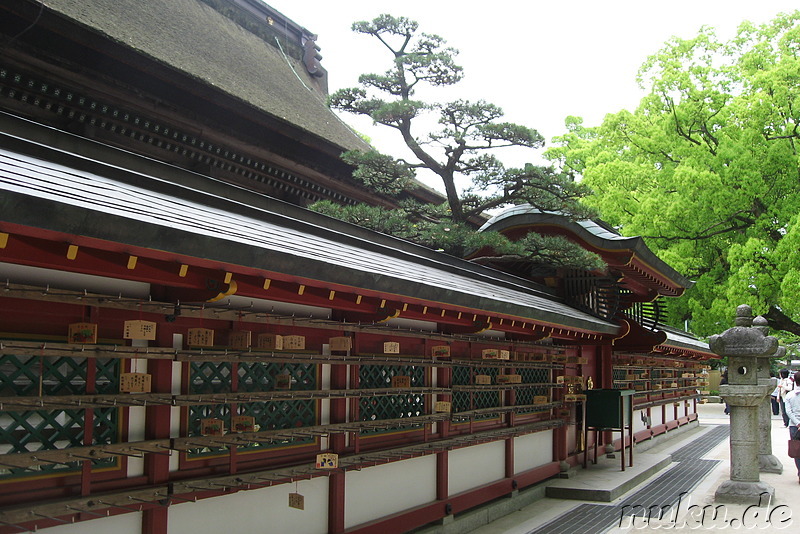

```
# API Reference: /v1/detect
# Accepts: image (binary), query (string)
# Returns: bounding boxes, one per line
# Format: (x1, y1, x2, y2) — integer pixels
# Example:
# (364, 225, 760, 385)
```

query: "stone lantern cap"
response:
(708, 305, 778, 358)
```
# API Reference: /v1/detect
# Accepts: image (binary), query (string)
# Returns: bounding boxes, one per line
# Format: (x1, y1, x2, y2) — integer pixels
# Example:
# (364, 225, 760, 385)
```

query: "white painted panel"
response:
(449, 441, 504, 495)
(168, 477, 328, 534)
(127, 406, 146, 478)
(345, 455, 436, 529)
(651, 407, 663, 427)
(41, 511, 142, 534)
(513, 430, 552, 474)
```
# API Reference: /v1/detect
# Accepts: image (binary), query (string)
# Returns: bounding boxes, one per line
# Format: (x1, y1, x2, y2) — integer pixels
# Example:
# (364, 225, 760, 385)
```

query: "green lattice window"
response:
(187, 362, 317, 457)
(0, 354, 121, 478)
(95, 358, 121, 394)
(0, 407, 119, 478)
(359, 365, 425, 434)
(189, 362, 232, 394)
(516, 367, 552, 414)
(0, 354, 89, 396)
(452, 366, 500, 414)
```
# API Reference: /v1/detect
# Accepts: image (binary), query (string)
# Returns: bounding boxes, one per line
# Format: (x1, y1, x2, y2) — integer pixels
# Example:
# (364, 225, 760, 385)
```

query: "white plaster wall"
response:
(449, 441, 505, 495)
(651, 407, 664, 427)
(40, 511, 142, 534)
(345, 455, 436, 529)
(127, 406, 146, 477)
(513, 431, 552, 474)
(168, 477, 328, 534)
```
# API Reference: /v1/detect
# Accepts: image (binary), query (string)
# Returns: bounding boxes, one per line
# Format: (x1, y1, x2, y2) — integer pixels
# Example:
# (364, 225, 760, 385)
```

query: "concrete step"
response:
(545, 451, 673, 502)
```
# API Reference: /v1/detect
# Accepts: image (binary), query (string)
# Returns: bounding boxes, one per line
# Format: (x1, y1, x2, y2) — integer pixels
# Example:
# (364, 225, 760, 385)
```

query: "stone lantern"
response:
(709, 305, 778, 505)
(757, 331, 784, 474)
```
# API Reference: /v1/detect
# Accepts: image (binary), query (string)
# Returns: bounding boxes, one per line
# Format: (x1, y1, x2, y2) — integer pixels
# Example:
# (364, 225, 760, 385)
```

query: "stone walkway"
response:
(469, 403, 799, 534)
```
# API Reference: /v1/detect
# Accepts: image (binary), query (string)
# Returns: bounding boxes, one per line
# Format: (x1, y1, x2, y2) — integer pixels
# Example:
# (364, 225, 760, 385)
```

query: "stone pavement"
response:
(468, 403, 800, 534)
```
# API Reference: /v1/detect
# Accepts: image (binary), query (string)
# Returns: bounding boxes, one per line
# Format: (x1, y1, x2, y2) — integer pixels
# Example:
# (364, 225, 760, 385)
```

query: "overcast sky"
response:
(266, 1, 798, 182)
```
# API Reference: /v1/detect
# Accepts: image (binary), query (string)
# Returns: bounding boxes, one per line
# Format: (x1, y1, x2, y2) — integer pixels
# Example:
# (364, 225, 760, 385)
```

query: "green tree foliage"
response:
(317, 15, 601, 269)
(546, 11, 800, 336)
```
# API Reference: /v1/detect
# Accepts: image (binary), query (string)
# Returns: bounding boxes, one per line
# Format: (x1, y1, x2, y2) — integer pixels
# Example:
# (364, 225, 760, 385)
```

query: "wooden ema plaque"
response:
(288, 493, 304, 510)
(200, 418, 224, 436)
(283, 335, 305, 350)
(551, 354, 567, 363)
(431, 345, 450, 358)
(391, 375, 411, 388)
(315, 453, 338, 469)
(383, 342, 400, 354)
(496, 374, 522, 384)
(564, 394, 586, 402)
(257, 333, 283, 350)
(275, 373, 292, 390)
(475, 374, 492, 385)
(533, 395, 549, 405)
(231, 415, 255, 433)
(187, 328, 214, 347)
(228, 330, 252, 349)
(123, 320, 156, 340)
(577, 357, 589, 365)
(434, 401, 452, 413)
(329, 336, 352, 351)
(481, 349, 511, 360)
(120, 372, 152, 393)
(68, 322, 98, 344)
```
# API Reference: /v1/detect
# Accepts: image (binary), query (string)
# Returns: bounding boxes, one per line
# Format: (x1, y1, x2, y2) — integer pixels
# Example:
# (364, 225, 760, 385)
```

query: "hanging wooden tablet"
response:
(434, 401, 452, 413)
(68, 322, 98, 344)
(187, 328, 214, 347)
(533, 395, 549, 405)
(315, 453, 338, 469)
(481, 349, 500, 359)
(275, 373, 292, 390)
(383, 342, 400, 354)
(228, 330, 252, 349)
(329, 336, 352, 351)
(257, 333, 283, 350)
(231, 415, 255, 433)
(475, 374, 492, 385)
(391, 375, 411, 388)
(498, 350, 510, 360)
(431, 345, 450, 358)
(497, 374, 521, 384)
(123, 320, 157, 340)
(120, 372, 152, 393)
(288, 492, 305, 510)
(200, 418, 224, 436)
(283, 335, 305, 350)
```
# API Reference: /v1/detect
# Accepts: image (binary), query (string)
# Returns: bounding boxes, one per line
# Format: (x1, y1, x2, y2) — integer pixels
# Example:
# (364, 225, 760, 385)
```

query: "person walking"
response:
(783, 371, 800, 483)
(770, 371, 781, 416)
(778, 369, 794, 427)
(720, 370, 730, 415)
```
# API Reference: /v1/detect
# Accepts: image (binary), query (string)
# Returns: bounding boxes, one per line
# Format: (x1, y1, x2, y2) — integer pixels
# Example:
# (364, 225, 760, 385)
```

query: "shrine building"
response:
(0, 1, 715, 533)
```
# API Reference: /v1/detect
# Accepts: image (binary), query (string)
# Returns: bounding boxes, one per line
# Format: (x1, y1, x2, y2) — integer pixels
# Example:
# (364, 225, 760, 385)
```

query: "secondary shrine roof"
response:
(0, 116, 618, 336)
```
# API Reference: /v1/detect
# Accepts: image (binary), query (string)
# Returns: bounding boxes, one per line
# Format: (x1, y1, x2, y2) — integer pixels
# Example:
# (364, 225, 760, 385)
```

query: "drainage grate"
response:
(670, 425, 729, 462)
(528, 425, 729, 534)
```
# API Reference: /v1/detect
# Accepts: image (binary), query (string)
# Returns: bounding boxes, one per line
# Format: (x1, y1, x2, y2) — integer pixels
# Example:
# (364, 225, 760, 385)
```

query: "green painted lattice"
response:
(515, 367, 552, 414)
(359, 365, 425, 434)
(452, 366, 500, 414)
(0, 355, 121, 477)
(187, 362, 317, 457)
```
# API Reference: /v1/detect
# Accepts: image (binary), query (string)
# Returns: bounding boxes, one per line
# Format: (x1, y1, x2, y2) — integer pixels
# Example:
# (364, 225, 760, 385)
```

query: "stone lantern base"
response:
(758, 454, 783, 474)
(715, 480, 775, 506)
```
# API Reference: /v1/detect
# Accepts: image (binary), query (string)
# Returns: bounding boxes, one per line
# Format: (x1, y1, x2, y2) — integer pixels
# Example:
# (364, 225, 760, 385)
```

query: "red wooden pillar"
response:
(142, 356, 173, 534)
(328, 363, 348, 534)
